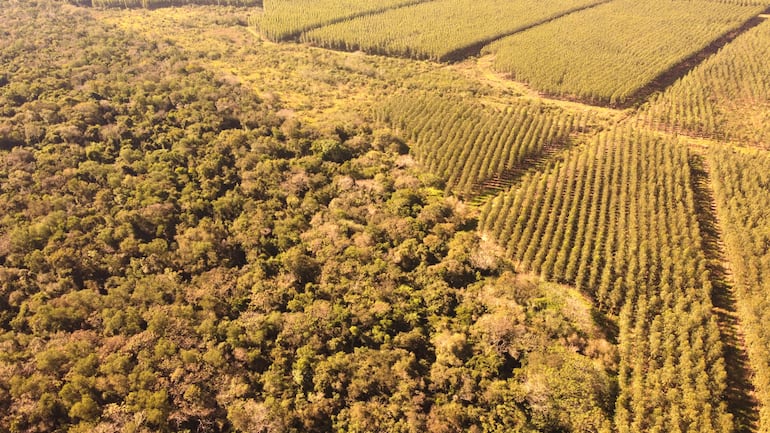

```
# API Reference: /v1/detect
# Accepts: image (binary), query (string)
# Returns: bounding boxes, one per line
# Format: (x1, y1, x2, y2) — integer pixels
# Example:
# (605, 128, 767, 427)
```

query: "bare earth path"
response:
(689, 150, 759, 433)
(451, 55, 629, 121)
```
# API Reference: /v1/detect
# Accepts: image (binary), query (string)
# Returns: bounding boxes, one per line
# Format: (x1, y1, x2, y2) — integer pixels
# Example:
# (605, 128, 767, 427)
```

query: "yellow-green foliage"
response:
(485, 0, 764, 104)
(302, 0, 605, 61)
(644, 20, 770, 147)
(480, 127, 731, 432)
(258, 0, 428, 41)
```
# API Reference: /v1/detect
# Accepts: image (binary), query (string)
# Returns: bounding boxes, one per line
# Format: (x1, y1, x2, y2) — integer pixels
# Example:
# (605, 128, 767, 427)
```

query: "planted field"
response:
(707, 0, 770, 5)
(80, 0, 259, 7)
(644, 19, 770, 147)
(375, 92, 581, 195)
(708, 147, 770, 432)
(484, 0, 764, 105)
(258, 0, 428, 41)
(480, 127, 730, 432)
(301, 0, 606, 61)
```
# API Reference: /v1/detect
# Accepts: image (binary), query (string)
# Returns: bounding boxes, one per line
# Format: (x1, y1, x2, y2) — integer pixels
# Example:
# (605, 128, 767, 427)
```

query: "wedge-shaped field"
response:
(708, 147, 770, 432)
(480, 127, 731, 432)
(484, 0, 765, 104)
(375, 92, 580, 195)
(302, 0, 607, 62)
(644, 20, 770, 147)
(258, 0, 428, 41)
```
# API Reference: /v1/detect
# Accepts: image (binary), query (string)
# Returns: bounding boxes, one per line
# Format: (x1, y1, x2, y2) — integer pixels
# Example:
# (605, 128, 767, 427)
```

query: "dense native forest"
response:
(1, 0, 770, 432)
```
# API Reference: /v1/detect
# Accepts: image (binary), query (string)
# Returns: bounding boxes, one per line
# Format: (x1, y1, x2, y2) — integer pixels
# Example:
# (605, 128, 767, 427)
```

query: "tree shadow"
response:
(690, 153, 759, 433)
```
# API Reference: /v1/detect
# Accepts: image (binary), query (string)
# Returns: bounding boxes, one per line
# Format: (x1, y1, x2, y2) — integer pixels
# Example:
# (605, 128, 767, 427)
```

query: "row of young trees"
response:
(256, 0, 428, 41)
(480, 127, 731, 432)
(707, 147, 770, 433)
(642, 20, 770, 147)
(483, 0, 763, 105)
(299, 0, 602, 62)
(374, 92, 583, 196)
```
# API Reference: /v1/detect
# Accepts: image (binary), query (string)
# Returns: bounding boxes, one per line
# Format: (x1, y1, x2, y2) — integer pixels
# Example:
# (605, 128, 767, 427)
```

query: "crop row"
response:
(643, 19, 770, 147)
(300, 0, 604, 61)
(480, 127, 730, 432)
(484, 0, 764, 105)
(375, 92, 582, 196)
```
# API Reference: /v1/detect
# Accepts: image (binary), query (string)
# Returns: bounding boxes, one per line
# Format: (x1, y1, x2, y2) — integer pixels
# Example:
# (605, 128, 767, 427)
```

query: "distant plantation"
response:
(299, 0, 604, 61)
(480, 127, 731, 432)
(645, 19, 770, 147)
(483, 0, 764, 105)
(257, 0, 429, 41)
(375, 92, 583, 195)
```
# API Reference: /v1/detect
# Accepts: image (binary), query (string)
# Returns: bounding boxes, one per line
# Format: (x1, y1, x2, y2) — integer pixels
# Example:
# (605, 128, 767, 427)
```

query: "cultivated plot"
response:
(376, 92, 579, 195)
(480, 127, 731, 432)
(708, 147, 770, 433)
(484, 0, 765, 105)
(258, 0, 430, 41)
(644, 19, 770, 147)
(302, 0, 606, 61)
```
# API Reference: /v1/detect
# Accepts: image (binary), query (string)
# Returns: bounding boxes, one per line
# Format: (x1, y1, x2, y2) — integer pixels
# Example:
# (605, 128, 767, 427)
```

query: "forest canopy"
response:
(4, 0, 770, 431)
(0, 2, 615, 432)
